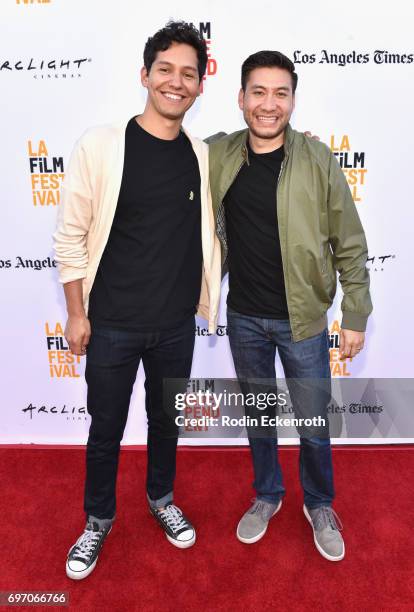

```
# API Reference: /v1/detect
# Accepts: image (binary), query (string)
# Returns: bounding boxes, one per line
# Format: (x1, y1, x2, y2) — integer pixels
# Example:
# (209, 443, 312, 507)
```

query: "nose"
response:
(168, 70, 184, 90)
(260, 93, 277, 112)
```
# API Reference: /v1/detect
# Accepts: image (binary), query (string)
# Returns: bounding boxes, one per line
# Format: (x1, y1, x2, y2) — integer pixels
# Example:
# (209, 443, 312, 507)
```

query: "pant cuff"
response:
(304, 502, 332, 510)
(147, 491, 173, 509)
(256, 494, 282, 505)
(87, 514, 115, 529)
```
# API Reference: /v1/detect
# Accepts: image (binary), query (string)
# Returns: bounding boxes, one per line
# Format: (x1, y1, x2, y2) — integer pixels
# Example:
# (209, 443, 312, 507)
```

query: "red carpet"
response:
(1, 446, 413, 611)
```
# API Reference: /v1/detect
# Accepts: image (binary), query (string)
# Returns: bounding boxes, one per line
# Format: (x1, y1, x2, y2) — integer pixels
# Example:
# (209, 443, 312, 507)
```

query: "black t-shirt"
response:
(224, 142, 289, 318)
(88, 117, 202, 330)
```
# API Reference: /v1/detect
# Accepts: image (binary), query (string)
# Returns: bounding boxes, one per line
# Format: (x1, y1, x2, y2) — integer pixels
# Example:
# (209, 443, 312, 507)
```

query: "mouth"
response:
(255, 115, 279, 124)
(161, 92, 185, 102)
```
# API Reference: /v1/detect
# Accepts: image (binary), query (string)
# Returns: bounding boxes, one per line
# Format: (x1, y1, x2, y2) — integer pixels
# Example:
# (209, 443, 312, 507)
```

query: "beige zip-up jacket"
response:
(53, 119, 221, 333)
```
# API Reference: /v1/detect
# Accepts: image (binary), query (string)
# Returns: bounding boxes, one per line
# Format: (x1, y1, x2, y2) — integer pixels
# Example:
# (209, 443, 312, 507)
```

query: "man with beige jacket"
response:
(54, 21, 220, 580)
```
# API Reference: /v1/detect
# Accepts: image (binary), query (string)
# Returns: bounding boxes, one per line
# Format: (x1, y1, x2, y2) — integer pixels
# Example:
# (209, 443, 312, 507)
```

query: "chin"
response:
(159, 108, 186, 121)
(250, 126, 281, 140)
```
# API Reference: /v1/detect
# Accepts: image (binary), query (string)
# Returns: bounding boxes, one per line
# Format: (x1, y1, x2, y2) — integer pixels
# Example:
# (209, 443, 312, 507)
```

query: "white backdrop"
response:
(1, 0, 413, 444)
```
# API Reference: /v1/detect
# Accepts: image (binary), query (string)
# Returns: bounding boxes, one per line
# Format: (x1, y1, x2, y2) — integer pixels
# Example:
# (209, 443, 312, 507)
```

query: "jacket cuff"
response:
(341, 311, 369, 332)
(57, 265, 87, 284)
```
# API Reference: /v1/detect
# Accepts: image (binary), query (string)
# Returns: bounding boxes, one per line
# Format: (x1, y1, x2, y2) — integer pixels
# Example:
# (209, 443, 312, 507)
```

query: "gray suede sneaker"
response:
(237, 498, 282, 544)
(303, 505, 345, 561)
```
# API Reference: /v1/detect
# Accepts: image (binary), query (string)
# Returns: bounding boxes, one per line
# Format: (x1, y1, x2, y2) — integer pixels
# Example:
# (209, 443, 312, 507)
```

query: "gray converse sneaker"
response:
(237, 498, 282, 544)
(303, 505, 345, 561)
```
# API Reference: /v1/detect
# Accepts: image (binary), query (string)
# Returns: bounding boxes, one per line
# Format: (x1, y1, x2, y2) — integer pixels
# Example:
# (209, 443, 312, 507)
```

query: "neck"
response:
(248, 130, 285, 154)
(136, 105, 182, 140)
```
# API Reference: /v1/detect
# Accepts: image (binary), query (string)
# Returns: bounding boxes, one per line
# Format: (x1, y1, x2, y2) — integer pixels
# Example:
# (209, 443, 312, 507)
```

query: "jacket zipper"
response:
(217, 158, 246, 267)
(321, 244, 327, 273)
(276, 156, 296, 340)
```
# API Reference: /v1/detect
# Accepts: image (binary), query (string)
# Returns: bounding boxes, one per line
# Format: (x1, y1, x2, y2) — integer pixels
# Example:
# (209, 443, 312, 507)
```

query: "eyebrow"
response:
(250, 84, 290, 91)
(156, 60, 198, 72)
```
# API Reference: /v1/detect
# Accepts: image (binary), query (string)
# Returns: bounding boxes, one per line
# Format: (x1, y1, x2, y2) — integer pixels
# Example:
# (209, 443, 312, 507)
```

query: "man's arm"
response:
(63, 279, 91, 355)
(53, 135, 93, 355)
(327, 153, 373, 359)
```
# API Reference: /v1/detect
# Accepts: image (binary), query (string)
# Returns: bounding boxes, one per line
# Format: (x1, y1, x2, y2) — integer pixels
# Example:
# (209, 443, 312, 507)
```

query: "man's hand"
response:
(304, 131, 320, 141)
(339, 329, 365, 360)
(65, 315, 91, 356)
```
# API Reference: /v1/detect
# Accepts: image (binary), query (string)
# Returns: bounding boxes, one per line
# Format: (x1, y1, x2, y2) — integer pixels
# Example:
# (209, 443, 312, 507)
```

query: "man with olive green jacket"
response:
(208, 50, 372, 561)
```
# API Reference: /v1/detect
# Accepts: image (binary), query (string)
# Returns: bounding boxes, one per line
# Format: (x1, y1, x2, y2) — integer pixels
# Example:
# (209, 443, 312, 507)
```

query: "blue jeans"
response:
(227, 309, 334, 509)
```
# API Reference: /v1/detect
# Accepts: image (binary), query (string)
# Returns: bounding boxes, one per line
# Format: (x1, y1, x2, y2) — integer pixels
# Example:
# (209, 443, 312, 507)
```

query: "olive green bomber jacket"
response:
(208, 124, 373, 342)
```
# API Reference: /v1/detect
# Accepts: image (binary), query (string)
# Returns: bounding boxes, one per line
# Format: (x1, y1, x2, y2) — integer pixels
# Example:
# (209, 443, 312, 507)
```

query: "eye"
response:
(159, 67, 169, 73)
(184, 73, 195, 79)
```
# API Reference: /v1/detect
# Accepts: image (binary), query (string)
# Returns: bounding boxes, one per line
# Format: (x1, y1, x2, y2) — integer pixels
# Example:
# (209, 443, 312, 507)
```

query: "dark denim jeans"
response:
(84, 316, 195, 519)
(227, 309, 334, 509)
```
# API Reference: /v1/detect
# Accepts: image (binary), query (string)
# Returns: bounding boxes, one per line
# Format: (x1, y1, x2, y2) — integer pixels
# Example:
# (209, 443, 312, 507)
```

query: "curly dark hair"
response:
(241, 50, 298, 93)
(143, 21, 208, 82)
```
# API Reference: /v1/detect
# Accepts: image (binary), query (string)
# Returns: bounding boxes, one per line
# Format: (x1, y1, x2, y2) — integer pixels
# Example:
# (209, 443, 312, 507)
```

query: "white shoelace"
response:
(72, 528, 102, 562)
(158, 505, 188, 533)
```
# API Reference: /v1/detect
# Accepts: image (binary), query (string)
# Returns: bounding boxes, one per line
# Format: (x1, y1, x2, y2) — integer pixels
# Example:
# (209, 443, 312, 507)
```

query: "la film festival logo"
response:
(45, 322, 82, 378)
(329, 320, 353, 377)
(16, 0, 51, 4)
(28, 140, 64, 206)
(180, 379, 220, 432)
(330, 135, 367, 203)
(192, 22, 217, 93)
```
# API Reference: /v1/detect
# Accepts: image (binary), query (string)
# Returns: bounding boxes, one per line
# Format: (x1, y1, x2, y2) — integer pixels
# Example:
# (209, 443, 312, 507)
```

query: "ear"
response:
(292, 93, 296, 112)
(238, 88, 245, 111)
(141, 66, 149, 88)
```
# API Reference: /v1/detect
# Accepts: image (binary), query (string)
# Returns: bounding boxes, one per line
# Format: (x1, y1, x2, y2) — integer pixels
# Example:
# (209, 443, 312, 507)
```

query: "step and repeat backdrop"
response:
(1, 0, 413, 445)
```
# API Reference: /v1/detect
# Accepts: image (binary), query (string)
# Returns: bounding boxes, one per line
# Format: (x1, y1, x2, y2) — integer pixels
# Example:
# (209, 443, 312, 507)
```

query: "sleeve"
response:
(327, 152, 373, 331)
(53, 135, 93, 284)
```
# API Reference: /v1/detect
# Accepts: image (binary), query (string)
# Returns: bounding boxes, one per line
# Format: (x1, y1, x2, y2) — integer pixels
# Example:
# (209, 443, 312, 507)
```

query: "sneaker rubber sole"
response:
(65, 526, 112, 580)
(165, 531, 196, 549)
(237, 499, 282, 544)
(303, 505, 345, 562)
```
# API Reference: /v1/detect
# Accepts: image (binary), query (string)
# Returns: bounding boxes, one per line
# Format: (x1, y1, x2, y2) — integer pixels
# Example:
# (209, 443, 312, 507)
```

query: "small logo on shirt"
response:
(189, 191, 194, 201)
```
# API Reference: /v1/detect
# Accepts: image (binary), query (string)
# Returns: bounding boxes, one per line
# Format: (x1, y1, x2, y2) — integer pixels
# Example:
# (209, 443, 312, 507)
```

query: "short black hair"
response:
(241, 50, 298, 93)
(143, 20, 208, 82)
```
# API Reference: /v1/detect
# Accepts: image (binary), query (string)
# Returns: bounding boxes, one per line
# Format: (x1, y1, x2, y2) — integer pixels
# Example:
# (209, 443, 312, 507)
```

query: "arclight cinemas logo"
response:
(0, 57, 92, 79)
(22, 403, 88, 421)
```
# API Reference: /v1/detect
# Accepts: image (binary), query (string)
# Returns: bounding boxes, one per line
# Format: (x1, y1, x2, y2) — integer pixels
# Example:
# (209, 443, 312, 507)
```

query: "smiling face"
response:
(141, 42, 201, 122)
(239, 66, 295, 142)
